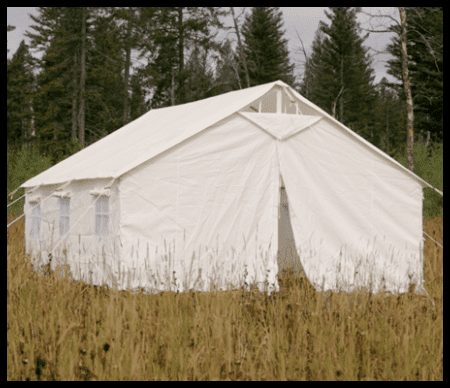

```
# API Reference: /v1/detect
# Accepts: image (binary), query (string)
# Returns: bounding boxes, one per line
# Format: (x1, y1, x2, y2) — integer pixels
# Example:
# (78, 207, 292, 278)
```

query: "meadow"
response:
(7, 214, 443, 381)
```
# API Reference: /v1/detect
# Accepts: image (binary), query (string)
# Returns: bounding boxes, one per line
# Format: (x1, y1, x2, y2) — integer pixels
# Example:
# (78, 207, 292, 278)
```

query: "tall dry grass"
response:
(7, 214, 443, 381)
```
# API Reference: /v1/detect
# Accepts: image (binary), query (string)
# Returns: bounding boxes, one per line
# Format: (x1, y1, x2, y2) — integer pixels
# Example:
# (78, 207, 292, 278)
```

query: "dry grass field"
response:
(7, 214, 443, 381)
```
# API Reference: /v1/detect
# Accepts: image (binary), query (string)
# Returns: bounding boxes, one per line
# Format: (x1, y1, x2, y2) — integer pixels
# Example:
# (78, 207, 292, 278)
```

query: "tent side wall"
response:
(24, 178, 121, 286)
(280, 116, 425, 294)
(117, 113, 281, 293)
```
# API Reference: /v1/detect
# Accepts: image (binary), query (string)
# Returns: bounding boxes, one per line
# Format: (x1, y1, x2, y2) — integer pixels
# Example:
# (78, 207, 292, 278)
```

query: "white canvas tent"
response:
(21, 80, 436, 295)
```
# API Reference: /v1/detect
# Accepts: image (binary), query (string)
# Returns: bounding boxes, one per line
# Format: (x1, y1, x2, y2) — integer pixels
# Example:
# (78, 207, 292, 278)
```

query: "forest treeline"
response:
(6, 7, 443, 168)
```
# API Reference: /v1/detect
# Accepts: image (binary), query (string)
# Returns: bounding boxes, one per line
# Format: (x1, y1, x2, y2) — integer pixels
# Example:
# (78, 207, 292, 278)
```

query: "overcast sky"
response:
(7, 7, 399, 85)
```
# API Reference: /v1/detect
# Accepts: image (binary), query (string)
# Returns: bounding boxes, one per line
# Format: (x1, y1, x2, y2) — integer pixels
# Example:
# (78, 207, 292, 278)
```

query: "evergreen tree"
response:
(410, 7, 443, 145)
(304, 7, 377, 140)
(214, 38, 243, 93)
(386, 7, 443, 145)
(374, 77, 408, 157)
(129, 72, 148, 121)
(230, 7, 250, 88)
(26, 7, 91, 159)
(7, 25, 16, 55)
(182, 44, 215, 101)
(7, 40, 36, 148)
(25, 7, 126, 162)
(240, 7, 295, 87)
(138, 7, 224, 108)
(300, 30, 331, 103)
(86, 10, 127, 139)
(101, 7, 149, 126)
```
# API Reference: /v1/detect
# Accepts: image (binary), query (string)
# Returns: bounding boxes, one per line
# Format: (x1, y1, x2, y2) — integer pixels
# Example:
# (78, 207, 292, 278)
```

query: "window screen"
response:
(95, 196, 109, 236)
(31, 204, 41, 240)
(59, 197, 70, 236)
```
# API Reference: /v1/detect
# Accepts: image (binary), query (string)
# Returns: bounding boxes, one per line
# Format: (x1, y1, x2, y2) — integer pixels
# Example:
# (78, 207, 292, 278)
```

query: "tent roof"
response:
(21, 80, 432, 191)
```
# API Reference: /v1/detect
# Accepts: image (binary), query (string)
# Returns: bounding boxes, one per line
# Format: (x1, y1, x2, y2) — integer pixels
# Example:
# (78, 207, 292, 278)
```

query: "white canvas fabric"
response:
(22, 82, 279, 187)
(279, 117, 424, 293)
(118, 113, 281, 292)
(21, 80, 431, 295)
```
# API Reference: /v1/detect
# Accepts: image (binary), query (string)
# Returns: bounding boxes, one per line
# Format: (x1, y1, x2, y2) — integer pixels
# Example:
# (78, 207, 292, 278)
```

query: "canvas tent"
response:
(21, 80, 437, 295)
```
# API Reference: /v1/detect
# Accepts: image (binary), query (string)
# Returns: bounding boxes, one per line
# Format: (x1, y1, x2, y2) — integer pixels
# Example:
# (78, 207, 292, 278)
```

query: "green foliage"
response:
(373, 78, 408, 156)
(213, 38, 241, 94)
(240, 7, 296, 87)
(7, 138, 86, 216)
(7, 146, 53, 216)
(407, 7, 443, 144)
(7, 24, 16, 54)
(23, 7, 126, 159)
(52, 137, 85, 165)
(303, 7, 377, 138)
(8, 7, 442, 223)
(7, 40, 36, 147)
(395, 142, 443, 218)
(386, 7, 443, 144)
(143, 7, 224, 108)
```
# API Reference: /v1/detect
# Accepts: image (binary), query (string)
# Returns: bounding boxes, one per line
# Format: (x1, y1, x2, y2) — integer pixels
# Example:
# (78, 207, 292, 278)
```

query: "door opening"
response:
(277, 176, 305, 279)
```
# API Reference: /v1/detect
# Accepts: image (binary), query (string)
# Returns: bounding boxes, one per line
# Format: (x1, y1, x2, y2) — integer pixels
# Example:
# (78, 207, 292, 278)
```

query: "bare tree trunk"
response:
(29, 98, 35, 138)
(22, 98, 35, 150)
(21, 103, 27, 149)
(386, 100, 390, 152)
(294, 27, 309, 98)
(230, 7, 250, 88)
(171, 68, 175, 106)
(332, 86, 344, 119)
(177, 7, 184, 104)
(399, 7, 415, 172)
(339, 56, 344, 122)
(72, 52, 78, 140)
(123, 9, 132, 125)
(53, 122, 58, 141)
(231, 58, 242, 90)
(78, 7, 87, 146)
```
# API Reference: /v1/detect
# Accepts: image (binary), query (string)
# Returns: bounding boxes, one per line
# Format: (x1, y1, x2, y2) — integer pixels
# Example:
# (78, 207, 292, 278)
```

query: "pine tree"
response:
(129, 73, 148, 121)
(82, 10, 126, 141)
(214, 38, 243, 93)
(182, 44, 215, 101)
(25, 7, 126, 161)
(139, 7, 224, 108)
(26, 7, 91, 159)
(300, 30, 332, 105)
(240, 7, 295, 87)
(7, 40, 36, 148)
(386, 7, 443, 145)
(374, 77, 408, 157)
(101, 7, 149, 126)
(7, 25, 16, 55)
(304, 8, 377, 140)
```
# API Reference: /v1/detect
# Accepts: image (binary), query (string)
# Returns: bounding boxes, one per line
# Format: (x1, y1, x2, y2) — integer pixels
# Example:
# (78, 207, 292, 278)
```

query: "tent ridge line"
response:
(115, 84, 281, 178)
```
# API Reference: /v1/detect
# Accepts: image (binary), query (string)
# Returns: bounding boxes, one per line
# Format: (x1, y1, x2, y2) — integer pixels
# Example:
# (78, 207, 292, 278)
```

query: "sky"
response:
(7, 7, 400, 86)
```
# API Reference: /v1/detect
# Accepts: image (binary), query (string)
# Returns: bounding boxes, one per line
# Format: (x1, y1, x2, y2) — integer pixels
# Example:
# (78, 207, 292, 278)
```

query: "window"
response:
(95, 196, 109, 236)
(59, 197, 70, 236)
(30, 203, 41, 240)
